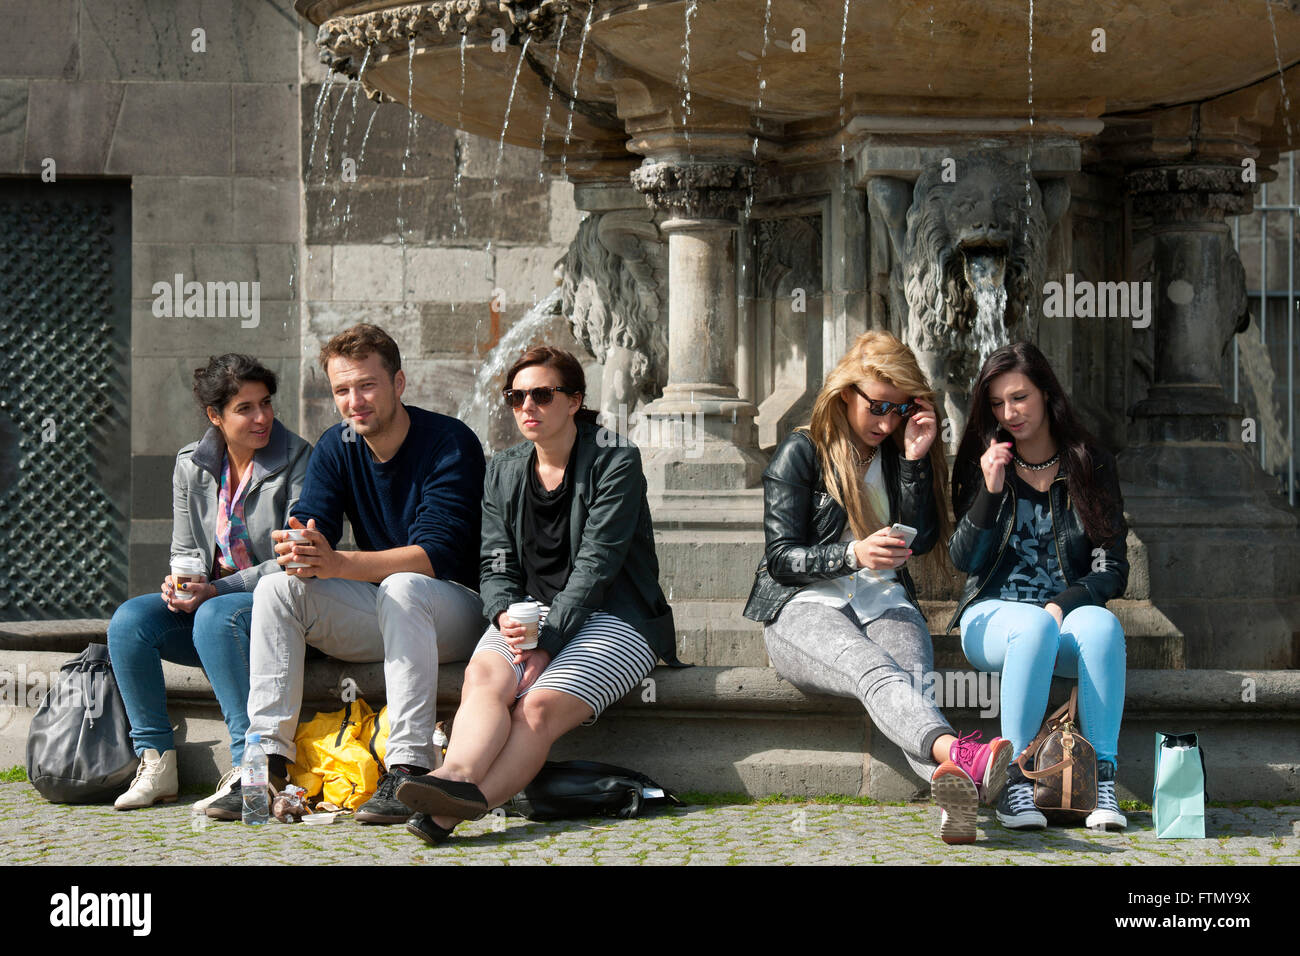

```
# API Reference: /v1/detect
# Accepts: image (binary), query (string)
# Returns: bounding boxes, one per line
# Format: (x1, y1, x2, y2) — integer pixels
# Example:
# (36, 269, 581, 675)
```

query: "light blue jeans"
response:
(960, 599, 1125, 766)
(107, 591, 254, 766)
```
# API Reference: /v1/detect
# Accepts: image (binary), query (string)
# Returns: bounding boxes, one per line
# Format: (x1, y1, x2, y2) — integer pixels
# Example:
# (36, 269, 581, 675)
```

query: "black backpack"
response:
(507, 760, 681, 821)
(26, 644, 138, 803)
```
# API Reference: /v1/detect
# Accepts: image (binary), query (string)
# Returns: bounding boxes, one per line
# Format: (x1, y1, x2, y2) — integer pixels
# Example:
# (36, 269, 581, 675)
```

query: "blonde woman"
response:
(743, 331, 1010, 844)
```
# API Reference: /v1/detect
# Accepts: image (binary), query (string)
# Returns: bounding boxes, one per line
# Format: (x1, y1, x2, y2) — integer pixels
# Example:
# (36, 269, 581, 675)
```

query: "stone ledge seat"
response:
(1, 622, 1296, 803)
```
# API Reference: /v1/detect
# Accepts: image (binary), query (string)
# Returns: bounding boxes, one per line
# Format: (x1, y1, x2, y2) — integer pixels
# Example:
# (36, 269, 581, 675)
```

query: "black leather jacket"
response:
(743, 430, 939, 623)
(945, 445, 1129, 633)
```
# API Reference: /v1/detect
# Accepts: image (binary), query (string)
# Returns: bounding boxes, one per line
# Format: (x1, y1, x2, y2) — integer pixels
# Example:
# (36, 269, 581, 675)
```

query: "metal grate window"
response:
(0, 179, 131, 619)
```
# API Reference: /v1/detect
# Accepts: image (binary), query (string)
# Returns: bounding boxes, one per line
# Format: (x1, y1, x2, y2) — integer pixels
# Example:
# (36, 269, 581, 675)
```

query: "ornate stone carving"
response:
(1127, 165, 1253, 222)
(873, 151, 1069, 431)
(560, 210, 669, 420)
(630, 161, 754, 221)
(315, 0, 569, 84)
(756, 215, 822, 296)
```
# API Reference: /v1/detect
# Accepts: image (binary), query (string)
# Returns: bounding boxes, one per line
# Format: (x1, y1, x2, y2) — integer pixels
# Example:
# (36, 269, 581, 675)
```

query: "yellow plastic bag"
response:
(289, 699, 390, 811)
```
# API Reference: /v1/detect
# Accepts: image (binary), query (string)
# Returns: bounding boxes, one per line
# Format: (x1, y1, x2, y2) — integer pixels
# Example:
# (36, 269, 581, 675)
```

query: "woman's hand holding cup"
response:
(853, 526, 912, 571)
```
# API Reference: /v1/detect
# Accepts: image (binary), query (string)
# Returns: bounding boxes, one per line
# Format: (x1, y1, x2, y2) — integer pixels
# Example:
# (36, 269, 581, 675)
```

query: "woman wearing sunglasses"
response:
(744, 330, 1010, 845)
(949, 341, 1128, 832)
(396, 345, 679, 843)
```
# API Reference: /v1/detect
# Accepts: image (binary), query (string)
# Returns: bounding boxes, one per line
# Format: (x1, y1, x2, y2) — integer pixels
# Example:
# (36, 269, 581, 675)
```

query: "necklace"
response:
(1012, 448, 1062, 471)
(850, 443, 877, 469)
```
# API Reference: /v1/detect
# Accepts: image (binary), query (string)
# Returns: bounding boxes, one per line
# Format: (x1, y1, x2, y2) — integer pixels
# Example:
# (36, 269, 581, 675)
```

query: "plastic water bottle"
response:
(241, 732, 269, 825)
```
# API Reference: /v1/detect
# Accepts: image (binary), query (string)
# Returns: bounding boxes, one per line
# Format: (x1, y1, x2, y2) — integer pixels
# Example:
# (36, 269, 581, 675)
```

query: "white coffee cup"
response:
(507, 601, 541, 650)
(170, 553, 208, 598)
(284, 528, 310, 569)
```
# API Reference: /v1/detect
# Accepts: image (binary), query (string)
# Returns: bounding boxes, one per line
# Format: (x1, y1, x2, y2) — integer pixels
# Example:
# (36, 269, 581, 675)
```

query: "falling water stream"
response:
(538, 13, 570, 183)
(457, 288, 566, 450)
(561, 5, 596, 183)
(680, 0, 698, 158)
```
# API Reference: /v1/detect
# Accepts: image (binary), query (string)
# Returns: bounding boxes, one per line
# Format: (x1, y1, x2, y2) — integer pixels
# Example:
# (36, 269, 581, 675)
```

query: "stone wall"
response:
(0, 0, 579, 607)
(296, 30, 581, 449)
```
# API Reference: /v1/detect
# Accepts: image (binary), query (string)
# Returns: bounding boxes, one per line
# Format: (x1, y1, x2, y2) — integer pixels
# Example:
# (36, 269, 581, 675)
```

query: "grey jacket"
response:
(170, 418, 313, 595)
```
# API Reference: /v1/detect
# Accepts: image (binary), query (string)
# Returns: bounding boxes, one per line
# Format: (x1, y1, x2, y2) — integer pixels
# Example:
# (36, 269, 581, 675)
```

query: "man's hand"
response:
(275, 517, 341, 579)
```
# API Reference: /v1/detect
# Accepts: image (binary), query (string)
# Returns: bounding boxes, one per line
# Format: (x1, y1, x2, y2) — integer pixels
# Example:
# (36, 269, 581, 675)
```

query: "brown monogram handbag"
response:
(1016, 687, 1097, 824)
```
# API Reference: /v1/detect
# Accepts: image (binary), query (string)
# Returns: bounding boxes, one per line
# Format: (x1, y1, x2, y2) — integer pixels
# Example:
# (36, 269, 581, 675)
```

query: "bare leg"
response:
(931, 733, 957, 764)
(434, 653, 518, 784)
(431, 688, 591, 829)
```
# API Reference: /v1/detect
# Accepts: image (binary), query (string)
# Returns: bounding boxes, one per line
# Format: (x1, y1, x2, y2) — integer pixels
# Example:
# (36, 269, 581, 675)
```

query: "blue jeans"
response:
(107, 591, 254, 766)
(960, 599, 1125, 766)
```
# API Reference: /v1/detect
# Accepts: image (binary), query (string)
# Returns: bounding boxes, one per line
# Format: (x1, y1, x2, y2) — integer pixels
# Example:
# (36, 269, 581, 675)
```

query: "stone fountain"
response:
(295, 0, 1300, 679)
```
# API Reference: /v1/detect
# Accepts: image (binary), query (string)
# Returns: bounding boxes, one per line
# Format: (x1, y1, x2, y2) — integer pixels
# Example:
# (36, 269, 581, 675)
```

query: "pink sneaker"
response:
(931, 761, 978, 845)
(948, 731, 1012, 806)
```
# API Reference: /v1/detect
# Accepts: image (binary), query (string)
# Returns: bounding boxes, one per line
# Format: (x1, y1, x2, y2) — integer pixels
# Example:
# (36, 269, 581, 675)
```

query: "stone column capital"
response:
(1125, 164, 1254, 223)
(630, 161, 754, 223)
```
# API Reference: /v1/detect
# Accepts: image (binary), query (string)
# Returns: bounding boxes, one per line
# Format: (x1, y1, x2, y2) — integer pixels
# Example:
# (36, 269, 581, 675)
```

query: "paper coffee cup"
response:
(508, 601, 541, 650)
(170, 553, 208, 596)
(285, 528, 310, 569)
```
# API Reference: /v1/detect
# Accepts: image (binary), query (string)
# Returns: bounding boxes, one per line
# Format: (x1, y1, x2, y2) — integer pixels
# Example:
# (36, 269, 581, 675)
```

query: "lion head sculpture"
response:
(903, 152, 1063, 363)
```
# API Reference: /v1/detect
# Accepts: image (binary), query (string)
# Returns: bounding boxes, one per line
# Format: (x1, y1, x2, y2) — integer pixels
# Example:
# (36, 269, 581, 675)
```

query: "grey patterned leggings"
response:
(763, 601, 955, 783)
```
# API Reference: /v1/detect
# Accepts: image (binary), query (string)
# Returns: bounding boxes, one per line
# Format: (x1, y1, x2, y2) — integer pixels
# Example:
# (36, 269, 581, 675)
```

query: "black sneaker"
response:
(356, 769, 421, 824)
(205, 764, 288, 821)
(995, 761, 1047, 830)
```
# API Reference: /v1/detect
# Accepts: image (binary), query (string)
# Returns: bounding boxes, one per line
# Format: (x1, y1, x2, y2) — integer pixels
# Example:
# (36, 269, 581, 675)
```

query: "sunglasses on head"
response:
(851, 384, 920, 419)
(502, 385, 578, 408)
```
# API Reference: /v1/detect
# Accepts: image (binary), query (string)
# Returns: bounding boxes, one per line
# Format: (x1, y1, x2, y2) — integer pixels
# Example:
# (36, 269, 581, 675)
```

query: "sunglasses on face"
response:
(502, 385, 578, 408)
(851, 384, 920, 419)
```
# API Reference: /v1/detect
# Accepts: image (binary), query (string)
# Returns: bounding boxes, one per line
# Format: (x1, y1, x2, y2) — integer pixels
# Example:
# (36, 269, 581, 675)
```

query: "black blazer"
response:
(479, 421, 680, 664)
(742, 430, 939, 624)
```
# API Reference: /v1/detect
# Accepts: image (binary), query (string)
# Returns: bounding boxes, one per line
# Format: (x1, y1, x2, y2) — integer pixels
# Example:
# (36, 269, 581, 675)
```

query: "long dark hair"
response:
(505, 346, 600, 426)
(192, 353, 277, 418)
(954, 342, 1121, 546)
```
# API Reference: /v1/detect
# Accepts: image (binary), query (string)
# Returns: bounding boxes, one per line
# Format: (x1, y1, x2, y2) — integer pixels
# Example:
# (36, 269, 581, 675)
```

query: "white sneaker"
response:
(1086, 763, 1127, 831)
(113, 749, 178, 810)
(191, 766, 241, 812)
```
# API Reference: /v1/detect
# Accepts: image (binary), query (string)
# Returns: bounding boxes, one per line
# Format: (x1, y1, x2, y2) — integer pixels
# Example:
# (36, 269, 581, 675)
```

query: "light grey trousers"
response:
(763, 601, 954, 783)
(247, 571, 484, 769)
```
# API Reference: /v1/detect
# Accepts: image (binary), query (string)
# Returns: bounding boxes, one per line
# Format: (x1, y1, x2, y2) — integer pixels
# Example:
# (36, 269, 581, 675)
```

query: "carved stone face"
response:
(944, 167, 1021, 292)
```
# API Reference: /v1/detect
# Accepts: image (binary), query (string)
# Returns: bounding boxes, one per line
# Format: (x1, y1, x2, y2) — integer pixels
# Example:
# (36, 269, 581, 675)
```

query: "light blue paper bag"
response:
(1153, 731, 1206, 839)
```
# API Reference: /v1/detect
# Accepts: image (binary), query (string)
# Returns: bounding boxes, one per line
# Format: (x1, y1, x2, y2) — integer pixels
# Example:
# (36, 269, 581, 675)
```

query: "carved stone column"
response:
(1117, 158, 1299, 668)
(1124, 165, 1252, 452)
(630, 160, 766, 489)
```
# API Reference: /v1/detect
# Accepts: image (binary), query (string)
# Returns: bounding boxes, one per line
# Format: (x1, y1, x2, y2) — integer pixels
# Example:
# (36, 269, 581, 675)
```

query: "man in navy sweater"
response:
(206, 324, 486, 823)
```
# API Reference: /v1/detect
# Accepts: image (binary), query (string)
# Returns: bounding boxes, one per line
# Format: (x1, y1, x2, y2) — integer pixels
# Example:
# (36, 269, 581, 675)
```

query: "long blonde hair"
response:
(800, 330, 953, 575)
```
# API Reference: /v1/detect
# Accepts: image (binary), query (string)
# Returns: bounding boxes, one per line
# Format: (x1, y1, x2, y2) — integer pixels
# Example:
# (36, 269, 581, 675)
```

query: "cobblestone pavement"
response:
(2, 784, 1297, 865)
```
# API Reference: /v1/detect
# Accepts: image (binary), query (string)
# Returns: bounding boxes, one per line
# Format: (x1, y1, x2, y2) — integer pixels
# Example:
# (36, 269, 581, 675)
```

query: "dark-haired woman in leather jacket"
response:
(950, 342, 1129, 833)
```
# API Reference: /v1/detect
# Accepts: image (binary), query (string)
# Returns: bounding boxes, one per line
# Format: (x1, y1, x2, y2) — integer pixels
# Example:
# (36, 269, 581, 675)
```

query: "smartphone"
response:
(889, 522, 918, 549)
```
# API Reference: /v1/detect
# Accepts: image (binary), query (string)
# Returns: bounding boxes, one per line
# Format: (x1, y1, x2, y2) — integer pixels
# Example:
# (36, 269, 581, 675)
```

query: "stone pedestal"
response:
(631, 160, 767, 490)
(1119, 162, 1300, 668)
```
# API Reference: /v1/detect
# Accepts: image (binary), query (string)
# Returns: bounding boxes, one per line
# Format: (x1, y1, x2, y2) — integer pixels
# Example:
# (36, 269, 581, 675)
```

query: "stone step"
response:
(1, 646, 1295, 803)
(1, 599, 1187, 672)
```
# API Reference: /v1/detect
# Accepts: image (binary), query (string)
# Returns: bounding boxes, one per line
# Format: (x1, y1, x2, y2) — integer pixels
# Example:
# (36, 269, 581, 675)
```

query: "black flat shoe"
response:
(396, 775, 490, 819)
(406, 812, 456, 846)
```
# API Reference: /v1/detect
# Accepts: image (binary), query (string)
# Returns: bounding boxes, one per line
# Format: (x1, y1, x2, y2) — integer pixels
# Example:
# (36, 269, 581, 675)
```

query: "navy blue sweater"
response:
(291, 405, 485, 592)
